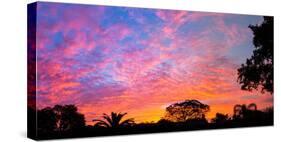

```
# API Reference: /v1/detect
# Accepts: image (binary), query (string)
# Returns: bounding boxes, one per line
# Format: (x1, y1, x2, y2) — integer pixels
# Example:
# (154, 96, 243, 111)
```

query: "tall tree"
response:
(93, 112, 135, 128)
(237, 16, 273, 94)
(164, 100, 210, 122)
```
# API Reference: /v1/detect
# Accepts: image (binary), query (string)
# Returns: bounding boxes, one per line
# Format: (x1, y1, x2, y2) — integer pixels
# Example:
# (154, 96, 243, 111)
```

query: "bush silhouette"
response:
(211, 113, 230, 125)
(233, 103, 259, 120)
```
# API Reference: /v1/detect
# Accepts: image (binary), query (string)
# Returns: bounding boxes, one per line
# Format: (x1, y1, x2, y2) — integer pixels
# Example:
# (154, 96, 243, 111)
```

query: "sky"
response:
(33, 2, 273, 124)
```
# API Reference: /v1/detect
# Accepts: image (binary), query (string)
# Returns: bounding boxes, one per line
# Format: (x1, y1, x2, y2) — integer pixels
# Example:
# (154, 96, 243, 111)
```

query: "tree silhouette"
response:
(92, 112, 135, 128)
(53, 105, 86, 132)
(164, 100, 210, 122)
(37, 107, 57, 133)
(37, 104, 85, 134)
(211, 113, 229, 124)
(237, 16, 273, 94)
(31, 102, 273, 140)
(233, 103, 259, 121)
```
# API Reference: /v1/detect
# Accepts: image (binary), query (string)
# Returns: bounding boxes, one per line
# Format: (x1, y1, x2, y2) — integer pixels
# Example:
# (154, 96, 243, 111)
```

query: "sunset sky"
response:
(34, 2, 273, 124)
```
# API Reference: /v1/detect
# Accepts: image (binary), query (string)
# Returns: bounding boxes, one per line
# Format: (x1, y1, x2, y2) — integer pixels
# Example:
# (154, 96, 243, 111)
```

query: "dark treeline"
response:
(28, 99, 273, 140)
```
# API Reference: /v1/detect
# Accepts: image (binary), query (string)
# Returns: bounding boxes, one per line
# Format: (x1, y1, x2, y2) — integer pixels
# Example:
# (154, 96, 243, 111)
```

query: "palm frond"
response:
(102, 113, 113, 126)
(92, 119, 110, 128)
(119, 118, 135, 126)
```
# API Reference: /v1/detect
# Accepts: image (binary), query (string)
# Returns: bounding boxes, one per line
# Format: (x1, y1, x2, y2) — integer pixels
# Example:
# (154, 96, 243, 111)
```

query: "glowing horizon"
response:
(33, 2, 273, 125)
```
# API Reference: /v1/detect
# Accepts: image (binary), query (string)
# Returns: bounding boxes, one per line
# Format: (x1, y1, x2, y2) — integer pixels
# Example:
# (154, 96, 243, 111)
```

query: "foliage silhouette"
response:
(211, 113, 230, 124)
(92, 112, 135, 128)
(237, 16, 273, 94)
(37, 107, 57, 133)
(37, 104, 86, 137)
(231, 103, 273, 127)
(233, 103, 258, 120)
(164, 100, 210, 122)
(29, 102, 273, 140)
(53, 105, 86, 132)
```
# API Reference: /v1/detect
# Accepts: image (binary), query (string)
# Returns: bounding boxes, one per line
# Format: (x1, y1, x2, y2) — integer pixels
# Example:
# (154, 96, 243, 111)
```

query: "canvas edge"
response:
(27, 2, 38, 140)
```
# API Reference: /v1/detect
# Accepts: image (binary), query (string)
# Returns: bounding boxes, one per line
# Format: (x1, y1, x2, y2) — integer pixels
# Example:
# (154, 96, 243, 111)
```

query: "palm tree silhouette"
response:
(92, 112, 135, 128)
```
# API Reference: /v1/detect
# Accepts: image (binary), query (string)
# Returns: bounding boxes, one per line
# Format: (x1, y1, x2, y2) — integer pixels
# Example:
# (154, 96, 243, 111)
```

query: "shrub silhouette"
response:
(92, 112, 135, 128)
(233, 103, 259, 120)
(211, 113, 230, 124)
